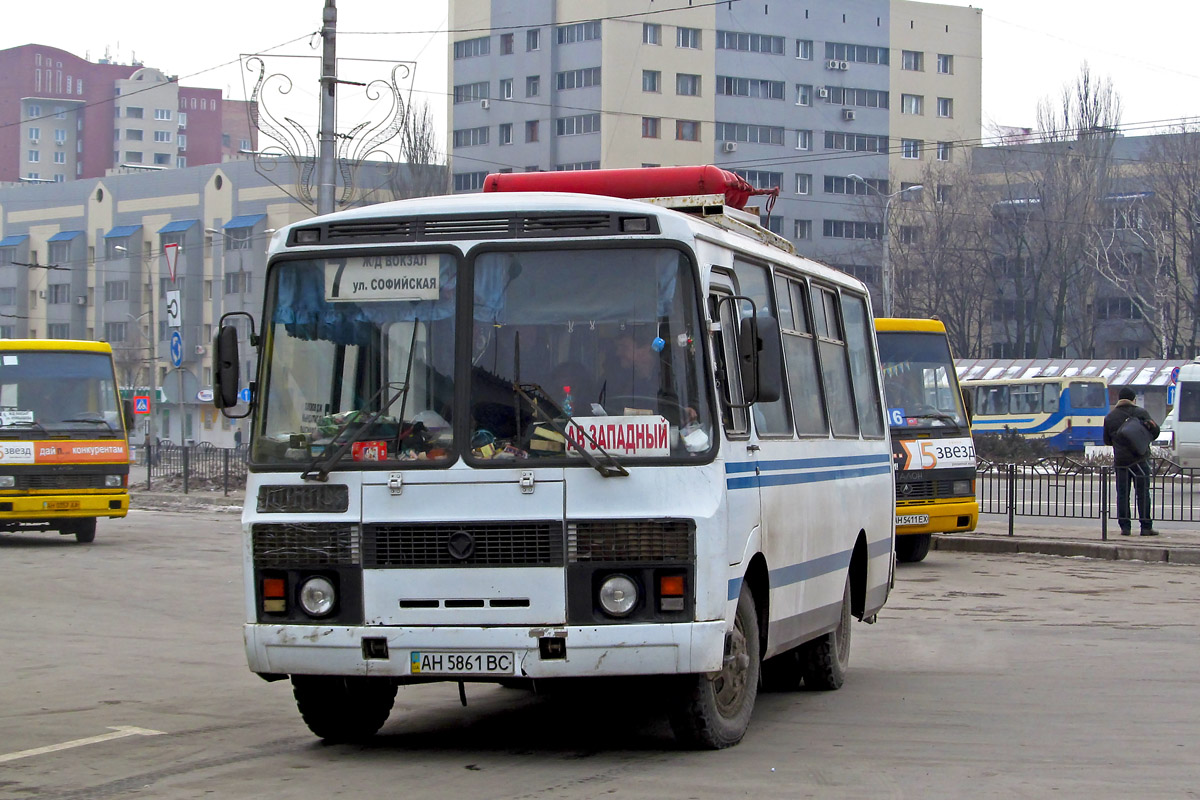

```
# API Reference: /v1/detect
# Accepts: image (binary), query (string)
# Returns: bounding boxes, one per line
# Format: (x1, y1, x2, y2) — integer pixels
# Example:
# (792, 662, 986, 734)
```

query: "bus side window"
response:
(778, 276, 828, 436)
(709, 292, 749, 436)
(811, 285, 859, 437)
(1043, 383, 1060, 413)
(839, 292, 884, 438)
(732, 259, 792, 437)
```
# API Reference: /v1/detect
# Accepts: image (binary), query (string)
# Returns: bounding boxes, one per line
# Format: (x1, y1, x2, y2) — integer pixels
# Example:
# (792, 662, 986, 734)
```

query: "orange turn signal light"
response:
(659, 575, 685, 597)
(263, 578, 286, 598)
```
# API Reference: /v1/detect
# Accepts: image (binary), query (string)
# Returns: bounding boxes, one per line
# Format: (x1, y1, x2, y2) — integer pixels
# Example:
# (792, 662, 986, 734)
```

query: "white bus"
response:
(214, 166, 894, 749)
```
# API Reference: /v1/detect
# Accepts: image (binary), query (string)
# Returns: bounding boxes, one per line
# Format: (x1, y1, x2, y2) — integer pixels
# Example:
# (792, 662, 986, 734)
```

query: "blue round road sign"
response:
(238, 387, 252, 403)
(169, 330, 183, 367)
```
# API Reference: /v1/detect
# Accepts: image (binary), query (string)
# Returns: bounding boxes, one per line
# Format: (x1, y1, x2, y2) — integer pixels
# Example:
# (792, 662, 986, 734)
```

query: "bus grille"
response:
(896, 479, 955, 501)
(363, 522, 564, 568)
(256, 484, 350, 513)
(17, 474, 108, 490)
(568, 519, 694, 563)
(252, 523, 360, 567)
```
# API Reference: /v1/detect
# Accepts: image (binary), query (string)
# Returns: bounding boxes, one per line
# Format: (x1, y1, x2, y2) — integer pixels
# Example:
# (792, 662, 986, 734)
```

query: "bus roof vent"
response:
(325, 220, 415, 241)
(420, 216, 514, 239)
(520, 213, 617, 235)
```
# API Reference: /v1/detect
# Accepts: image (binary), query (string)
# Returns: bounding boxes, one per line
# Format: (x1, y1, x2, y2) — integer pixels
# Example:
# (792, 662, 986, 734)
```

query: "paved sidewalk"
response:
(936, 515, 1200, 564)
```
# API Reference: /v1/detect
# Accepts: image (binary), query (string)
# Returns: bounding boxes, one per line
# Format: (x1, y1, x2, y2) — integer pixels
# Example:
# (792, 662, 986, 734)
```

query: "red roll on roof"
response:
(482, 165, 768, 210)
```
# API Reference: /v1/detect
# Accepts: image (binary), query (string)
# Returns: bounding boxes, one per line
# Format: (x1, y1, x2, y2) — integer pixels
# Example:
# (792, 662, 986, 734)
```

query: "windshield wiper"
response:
(910, 412, 960, 426)
(61, 416, 118, 434)
(299, 381, 410, 482)
(514, 382, 628, 478)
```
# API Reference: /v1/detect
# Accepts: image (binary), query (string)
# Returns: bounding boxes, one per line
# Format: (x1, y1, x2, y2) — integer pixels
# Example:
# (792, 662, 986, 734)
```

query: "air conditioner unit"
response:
(479, 98, 490, 110)
(838, 61, 849, 70)
(722, 141, 738, 153)
(75, 296, 86, 306)
(826, 59, 840, 69)
(194, 344, 206, 356)
(30, 139, 39, 145)
(37, 290, 45, 299)
(55, 140, 64, 147)
(816, 87, 829, 99)
(843, 109, 857, 121)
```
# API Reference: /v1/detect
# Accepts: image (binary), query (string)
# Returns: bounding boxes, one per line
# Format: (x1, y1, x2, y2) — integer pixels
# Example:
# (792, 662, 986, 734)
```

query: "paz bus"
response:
(0, 339, 131, 543)
(874, 319, 978, 563)
(961, 375, 1108, 452)
(213, 166, 894, 749)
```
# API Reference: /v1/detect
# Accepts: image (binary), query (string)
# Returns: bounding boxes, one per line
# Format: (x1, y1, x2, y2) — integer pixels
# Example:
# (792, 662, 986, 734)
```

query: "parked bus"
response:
(0, 339, 131, 543)
(875, 319, 978, 563)
(213, 166, 894, 749)
(1169, 360, 1200, 467)
(960, 376, 1108, 452)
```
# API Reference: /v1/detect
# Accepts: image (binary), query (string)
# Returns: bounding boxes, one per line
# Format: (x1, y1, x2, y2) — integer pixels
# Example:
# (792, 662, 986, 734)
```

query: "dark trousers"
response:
(1115, 461, 1152, 531)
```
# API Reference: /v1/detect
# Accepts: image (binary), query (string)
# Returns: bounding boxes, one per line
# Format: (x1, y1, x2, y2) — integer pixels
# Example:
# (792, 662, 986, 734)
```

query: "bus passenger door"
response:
(709, 283, 760, 567)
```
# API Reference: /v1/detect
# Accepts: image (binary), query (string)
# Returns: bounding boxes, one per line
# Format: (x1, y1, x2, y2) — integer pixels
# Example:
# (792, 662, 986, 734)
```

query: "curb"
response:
(935, 534, 1200, 565)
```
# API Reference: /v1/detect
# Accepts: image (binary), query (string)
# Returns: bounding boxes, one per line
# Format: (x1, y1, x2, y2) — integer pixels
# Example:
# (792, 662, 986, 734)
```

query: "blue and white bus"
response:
(213, 166, 894, 750)
(961, 376, 1108, 452)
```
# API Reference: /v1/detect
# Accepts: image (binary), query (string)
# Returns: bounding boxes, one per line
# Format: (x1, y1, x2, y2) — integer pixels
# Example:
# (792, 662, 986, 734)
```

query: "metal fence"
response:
(141, 443, 250, 495)
(977, 457, 1200, 539)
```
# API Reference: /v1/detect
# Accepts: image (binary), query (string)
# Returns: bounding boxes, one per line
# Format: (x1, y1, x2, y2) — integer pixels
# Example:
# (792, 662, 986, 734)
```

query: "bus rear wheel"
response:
(669, 583, 760, 749)
(291, 675, 397, 743)
(895, 533, 931, 563)
(799, 579, 852, 691)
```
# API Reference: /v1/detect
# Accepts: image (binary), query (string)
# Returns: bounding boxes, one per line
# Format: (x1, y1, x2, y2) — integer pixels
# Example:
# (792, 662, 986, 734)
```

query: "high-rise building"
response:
(0, 44, 256, 183)
(448, 0, 981, 298)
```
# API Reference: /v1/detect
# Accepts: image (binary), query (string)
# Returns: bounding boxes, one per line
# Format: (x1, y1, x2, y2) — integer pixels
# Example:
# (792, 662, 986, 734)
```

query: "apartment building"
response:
(0, 44, 256, 183)
(448, 0, 981, 299)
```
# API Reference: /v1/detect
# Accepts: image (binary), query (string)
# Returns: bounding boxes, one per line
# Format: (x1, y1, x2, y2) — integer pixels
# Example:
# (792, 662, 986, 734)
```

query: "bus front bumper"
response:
(895, 499, 978, 536)
(245, 621, 728, 679)
(0, 492, 129, 523)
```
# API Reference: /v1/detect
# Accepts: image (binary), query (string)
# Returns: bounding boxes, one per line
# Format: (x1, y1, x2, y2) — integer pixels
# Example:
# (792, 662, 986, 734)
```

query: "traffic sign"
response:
(164, 242, 180, 283)
(238, 387, 252, 403)
(1170, 366, 1181, 385)
(133, 396, 151, 414)
(166, 290, 181, 328)
(169, 331, 183, 367)
(1168, 384, 1177, 406)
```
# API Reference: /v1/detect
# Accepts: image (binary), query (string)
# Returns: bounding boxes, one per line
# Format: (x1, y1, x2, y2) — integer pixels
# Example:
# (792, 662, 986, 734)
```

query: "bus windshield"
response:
(254, 247, 713, 466)
(0, 351, 122, 435)
(877, 331, 969, 430)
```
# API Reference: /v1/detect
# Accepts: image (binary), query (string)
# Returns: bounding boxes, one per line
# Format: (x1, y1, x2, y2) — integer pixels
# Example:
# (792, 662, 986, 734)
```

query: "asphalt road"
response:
(1, 509, 1198, 799)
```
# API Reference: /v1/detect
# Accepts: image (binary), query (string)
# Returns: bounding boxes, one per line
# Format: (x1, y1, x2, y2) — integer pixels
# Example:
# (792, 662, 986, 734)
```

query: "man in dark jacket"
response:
(1103, 387, 1160, 535)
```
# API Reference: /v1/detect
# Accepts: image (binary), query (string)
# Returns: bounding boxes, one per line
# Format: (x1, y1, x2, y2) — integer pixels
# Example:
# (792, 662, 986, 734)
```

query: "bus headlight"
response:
(0, 476, 13, 488)
(298, 576, 336, 617)
(598, 574, 639, 617)
(952, 479, 974, 496)
(105, 475, 123, 488)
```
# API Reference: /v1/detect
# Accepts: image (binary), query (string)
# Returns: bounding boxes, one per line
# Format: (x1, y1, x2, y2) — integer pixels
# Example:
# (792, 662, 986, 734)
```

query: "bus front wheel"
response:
(895, 533, 932, 563)
(291, 675, 397, 743)
(799, 579, 852, 691)
(66, 518, 96, 544)
(669, 583, 760, 749)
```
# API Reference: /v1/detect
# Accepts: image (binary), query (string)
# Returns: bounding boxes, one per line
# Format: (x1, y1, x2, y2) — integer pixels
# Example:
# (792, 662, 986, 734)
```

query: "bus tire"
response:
(291, 675, 397, 743)
(799, 579, 851, 691)
(895, 533, 931, 563)
(72, 518, 97, 544)
(669, 583, 760, 749)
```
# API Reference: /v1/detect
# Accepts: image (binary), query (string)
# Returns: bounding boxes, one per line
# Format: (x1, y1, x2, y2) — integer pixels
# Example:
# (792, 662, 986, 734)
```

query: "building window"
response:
(676, 73, 701, 96)
(796, 84, 812, 106)
(153, 130, 172, 142)
(452, 126, 490, 148)
(794, 219, 812, 240)
(901, 139, 922, 159)
(676, 120, 701, 142)
(824, 42, 890, 65)
(525, 75, 540, 97)
(53, 151, 65, 164)
(526, 29, 541, 51)
(937, 97, 954, 118)
(53, 174, 64, 182)
(676, 27, 701, 49)
(124, 151, 143, 163)
(642, 70, 661, 93)
(556, 67, 601, 90)
(28, 104, 41, 117)
(937, 141, 952, 161)
(178, 112, 187, 129)
(901, 94, 924, 115)
(554, 113, 600, 136)
(822, 219, 883, 240)
(556, 20, 601, 44)
(826, 86, 889, 108)
(0, 287, 14, 305)
(795, 174, 812, 195)
(643, 23, 661, 45)
(154, 108, 172, 120)
(936, 185, 952, 204)
(453, 81, 490, 104)
(642, 117, 660, 138)
(525, 120, 539, 142)
(126, 129, 144, 140)
(937, 53, 954, 74)
(27, 150, 39, 163)
(735, 171, 782, 190)
(500, 33, 514, 55)
(178, 134, 187, 150)
(452, 171, 488, 193)
(717, 76, 784, 99)
(224, 229, 252, 251)
(54, 129, 66, 143)
(499, 123, 512, 145)
(177, 157, 187, 168)
(239, 138, 250, 151)
(28, 127, 40, 141)
(104, 280, 129, 301)
(824, 175, 888, 195)
(224, 271, 251, 294)
(796, 39, 813, 60)
(47, 283, 70, 304)
(48, 323, 70, 339)
(715, 122, 784, 145)
(796, 129, 813, 150)
(900, 182, 923, 201)
(499, 78, 512, 99)
(554, 161, 600, 171)
(901, 50, 924, 71)
(899, 226, 922, 245)
(125, 106, 144, 119)
(715, 31, 784, 54)
(103, 321, 128, 342)
(453, 37, 490, 59)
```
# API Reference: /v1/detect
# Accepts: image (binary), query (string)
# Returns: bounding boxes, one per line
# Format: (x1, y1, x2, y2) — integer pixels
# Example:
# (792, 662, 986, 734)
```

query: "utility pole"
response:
(317, 0, 338, 215)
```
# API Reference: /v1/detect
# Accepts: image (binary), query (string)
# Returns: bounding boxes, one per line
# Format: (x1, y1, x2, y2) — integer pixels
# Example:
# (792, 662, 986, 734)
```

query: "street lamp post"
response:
(847, 174, 923, 317)
(126, 309, 157, 459)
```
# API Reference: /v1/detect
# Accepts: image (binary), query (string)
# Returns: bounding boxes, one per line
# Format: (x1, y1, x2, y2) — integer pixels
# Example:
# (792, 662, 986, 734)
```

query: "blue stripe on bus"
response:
(727, 537, 892, 600)
(726, 463, 892, 490)
(974, 418, 1036, 426)
(725, 453, 892, 475)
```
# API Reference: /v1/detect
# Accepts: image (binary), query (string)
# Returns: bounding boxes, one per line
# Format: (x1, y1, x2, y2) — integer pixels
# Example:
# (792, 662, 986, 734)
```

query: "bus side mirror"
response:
(739, 315, 782, 404)
(213, 325, 240, 409)
(122, 398, 134, 431)
(961, 388, 973, 424)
